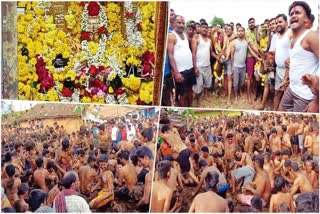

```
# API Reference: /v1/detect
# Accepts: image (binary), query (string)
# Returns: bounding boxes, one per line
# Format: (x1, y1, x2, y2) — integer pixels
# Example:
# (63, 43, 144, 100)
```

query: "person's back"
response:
(258, 169, 272, 203)
(168, 167, 179, 191)
(270, 192, 291, 212)
(151, 180, 173, 212)
(191, 191, 229, 212)
(78, 165, 96, 195)
(33, 168, 49, 192)
(122, 163, 138, 191)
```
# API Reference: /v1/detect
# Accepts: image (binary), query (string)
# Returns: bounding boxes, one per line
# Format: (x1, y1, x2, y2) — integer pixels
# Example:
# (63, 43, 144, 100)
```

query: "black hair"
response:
(141, 128, 153, 141)
(4, 152, 12, 162)
(201, 22, 209, 27)
(161, 125, 170, 133)
(28, 189, 47, 212)
(47, 161, 55, 170)
(270, 17, 276, 22)
(18, 183, 29, 195)
(226, 133, 234, 138)
(136, 146, 153, 159)
(193, 153, 200, 162)
(243, 127, 250, 133)
(98, 124, 105, 130)
(271, 128, 277, 134)
(35, 157, 44, 168)
(60, 171, 77, 189)
(237, 26, 245, 31)
(289, 1, 312, 19)
(13, 200, 26, 212)
(274, 150, 281, 156)
(88, 155, 96, 163)
(199, 159, 208, 168)
(118, 151, 130, 161)
(42, 149, 49, 156)
(163, 155, 174, 162)
(251, 196, 263, 211)
(295, 192, 319, 212)
(201, 146, 209, 153)
(264, 19, 270, 23)
(291, 162, 299, 172)
(248, 17, 255, 23)
(274, 176, 286, 192)
(2, 207, 16, 213)
(284, 159, 292, 168)
(254, 155, 264, 168)
(236, 23, 242, 27)
(310, 14, 315, 23)
(61, 138, 70, 149)
(276, 14, 288, 22)
(159, 118, 170, 124)
(157, 160, 171, 179)
(5, 164, 15, 177)
(99, 154, 108, 162)
(235, 146, 242, 153)
(301, 153, 312, 163)
(205, 171, 219, 191)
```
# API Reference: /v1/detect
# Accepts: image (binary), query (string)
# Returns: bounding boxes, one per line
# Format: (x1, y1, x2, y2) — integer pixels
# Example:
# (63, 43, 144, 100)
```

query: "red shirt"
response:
(121, 129, 127, 141)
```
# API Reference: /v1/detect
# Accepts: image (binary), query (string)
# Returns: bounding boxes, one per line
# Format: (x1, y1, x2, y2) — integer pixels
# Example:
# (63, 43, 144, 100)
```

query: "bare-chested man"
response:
(269, 176, 293, 212)
(116, 151, 137, 198)
(189, 171, 229, 212)
(33, 157, 51, 192)
(269, 128, 282, 153)
(187, 137, 200, 155)
(243, 127, 254, 154)
(237, 155, 271, 208)
(281, 125, 292, 153)
(89, 154, 114, 209)
(289, 162, 313, 198)
(3, 165, 21, 206)
(263, 153, 275, 189)
(231, 146, 255, 192)
(311, 124, 319, 162)
(200, 146, 214, 166)
(224, 132, 237, 173)
(78, 155, 98, 197)
(304, 160, 318, 190)
(151, 160, 181, 212)
(56, 139, 72, 172)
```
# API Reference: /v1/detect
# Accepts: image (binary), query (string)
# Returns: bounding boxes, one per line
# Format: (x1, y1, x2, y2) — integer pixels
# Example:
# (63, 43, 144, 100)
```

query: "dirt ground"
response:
(94, 198, 149, 213)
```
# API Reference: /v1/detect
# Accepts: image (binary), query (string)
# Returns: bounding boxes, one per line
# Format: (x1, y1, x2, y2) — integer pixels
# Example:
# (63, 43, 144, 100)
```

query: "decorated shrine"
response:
(17, 1, 167, 105)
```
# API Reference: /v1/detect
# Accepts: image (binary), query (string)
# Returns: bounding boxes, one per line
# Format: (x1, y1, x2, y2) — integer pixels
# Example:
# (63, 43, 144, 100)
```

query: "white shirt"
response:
(111, 126, 118, 141)
(54, 195, 91, 213)
(127, 127, 136, 141)
(172, 31, 193, 72)
(289, 30, 319, 100)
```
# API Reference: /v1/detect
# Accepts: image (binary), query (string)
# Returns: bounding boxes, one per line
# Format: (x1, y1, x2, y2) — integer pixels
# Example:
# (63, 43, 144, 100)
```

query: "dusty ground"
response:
(191, 89, 274, 110)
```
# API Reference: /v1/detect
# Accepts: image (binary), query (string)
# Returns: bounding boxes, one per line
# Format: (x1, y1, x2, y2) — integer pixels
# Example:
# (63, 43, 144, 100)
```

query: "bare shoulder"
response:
(306, 30, 319, 43)
(168, 32, 177, 41)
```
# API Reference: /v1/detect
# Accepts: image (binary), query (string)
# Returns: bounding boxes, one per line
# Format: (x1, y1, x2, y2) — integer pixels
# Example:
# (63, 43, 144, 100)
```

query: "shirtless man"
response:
(187, 137, 200, 155)
(263, 153, 275, 189)
(269, 128, 282, 153)
(311, 124, 319, 162)
(162, 155, 182, 191)
(56, 139, 72, 172)
(78, 155, 98, 197)
(304, 160, 318, 190)
(200, 146, 214, 166)
(3, 165, 21, 206)
(231, 146, 255, 192)
(116, 151, 138, 198)
(243, 127, 254, 154)
(224, 132, 237, 173)
(237, 155, 271, 208)
(189, 171, 229, 212)
(197, 130, 208, 148)
(281, 125, 292, 153)
(193, 160, 228, 198)
(33, 157, 51, 192)
(89, 154, 114, 209)
(289, 162, 313, 198)
(159, 129, 198, 183)
(269, 176, 293, 212)
(151, 160, 181, 212)
(136, 146, 154, 207)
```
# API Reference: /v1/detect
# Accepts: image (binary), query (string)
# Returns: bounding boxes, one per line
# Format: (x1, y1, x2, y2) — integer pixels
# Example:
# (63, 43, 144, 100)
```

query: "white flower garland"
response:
(81, 2, 108, 66)
(124, 2, 143, 48)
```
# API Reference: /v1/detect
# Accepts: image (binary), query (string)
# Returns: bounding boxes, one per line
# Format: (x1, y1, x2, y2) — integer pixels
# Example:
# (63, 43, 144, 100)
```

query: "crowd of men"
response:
(153, 111, 319, 212)
(163, 1, 319, 113)
(1, 114, 157, 212)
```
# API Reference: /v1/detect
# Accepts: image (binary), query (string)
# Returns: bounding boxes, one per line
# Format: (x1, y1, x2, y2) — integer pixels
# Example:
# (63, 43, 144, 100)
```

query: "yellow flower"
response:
(82, 96, 92, 103)
(122, 75, 141, 92)
(128, 94, 139, 105)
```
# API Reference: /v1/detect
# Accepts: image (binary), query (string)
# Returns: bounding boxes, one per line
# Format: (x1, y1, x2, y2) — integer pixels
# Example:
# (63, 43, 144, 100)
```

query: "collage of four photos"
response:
(1, 0, 319, 213)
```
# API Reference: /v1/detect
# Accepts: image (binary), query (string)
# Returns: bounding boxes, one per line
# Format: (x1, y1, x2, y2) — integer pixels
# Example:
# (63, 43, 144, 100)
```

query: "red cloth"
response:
(121, 129, 127, 141)
(54, 189, 78, 212)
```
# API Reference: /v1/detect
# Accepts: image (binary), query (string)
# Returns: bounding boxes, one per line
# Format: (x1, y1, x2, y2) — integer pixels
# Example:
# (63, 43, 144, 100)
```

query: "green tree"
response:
(210, 16, 225, 27)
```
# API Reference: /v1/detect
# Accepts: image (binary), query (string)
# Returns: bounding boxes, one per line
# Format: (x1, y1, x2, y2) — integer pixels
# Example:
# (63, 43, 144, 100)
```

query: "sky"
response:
(170, 0, 319, 30)
(1, 100, 35, 114)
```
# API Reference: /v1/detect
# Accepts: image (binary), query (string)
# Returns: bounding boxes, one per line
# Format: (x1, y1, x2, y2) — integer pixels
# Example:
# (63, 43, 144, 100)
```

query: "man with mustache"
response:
(258, 14, 291, 111)
(280, 1, 319, 112)
(167, 15, 196, 107)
